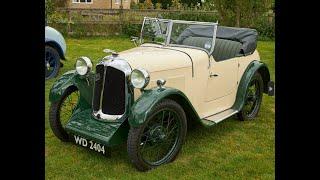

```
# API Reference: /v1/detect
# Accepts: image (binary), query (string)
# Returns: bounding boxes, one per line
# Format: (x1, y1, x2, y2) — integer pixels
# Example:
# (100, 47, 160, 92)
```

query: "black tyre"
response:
(45, 46, 60, 80)
(237, 72, 264, 121)
(127, 99, 187, 171)
(49, 86, 79, 141)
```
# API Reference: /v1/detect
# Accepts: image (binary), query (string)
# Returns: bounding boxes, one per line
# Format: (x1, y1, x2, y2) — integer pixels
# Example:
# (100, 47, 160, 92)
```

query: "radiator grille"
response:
(101, 67, 126, 115)
(92, 64, 105, 111)
(92, 64, 126, 116)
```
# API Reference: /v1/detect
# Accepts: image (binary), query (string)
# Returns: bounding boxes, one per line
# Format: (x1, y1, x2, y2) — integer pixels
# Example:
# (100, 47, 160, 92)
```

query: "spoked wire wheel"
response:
(127, 99, 187, 171)
(139, 109, 180, 165)
(49, 86, 79, 141)
(59, 88, 80, 126)
(237, 72, 263, 121)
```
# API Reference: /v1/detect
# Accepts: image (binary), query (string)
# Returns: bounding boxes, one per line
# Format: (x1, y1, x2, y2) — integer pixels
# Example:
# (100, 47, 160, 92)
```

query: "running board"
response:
(200, 109, 238, 127)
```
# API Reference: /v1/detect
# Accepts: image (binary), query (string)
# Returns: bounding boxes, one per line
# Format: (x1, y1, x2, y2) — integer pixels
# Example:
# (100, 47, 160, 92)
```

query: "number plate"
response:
(72, 135, 106, 155)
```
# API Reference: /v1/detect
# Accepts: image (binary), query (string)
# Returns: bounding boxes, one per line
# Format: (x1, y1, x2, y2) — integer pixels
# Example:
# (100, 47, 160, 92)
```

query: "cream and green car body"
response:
(49, 17, 274, 171)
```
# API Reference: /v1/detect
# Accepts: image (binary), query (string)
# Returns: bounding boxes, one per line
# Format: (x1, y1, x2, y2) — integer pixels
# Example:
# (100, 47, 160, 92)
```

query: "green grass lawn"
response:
(45, 37, 275, 179)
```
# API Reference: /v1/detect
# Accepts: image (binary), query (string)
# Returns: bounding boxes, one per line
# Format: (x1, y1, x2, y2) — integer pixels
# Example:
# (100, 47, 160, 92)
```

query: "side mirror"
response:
(131, 36, 139, 47)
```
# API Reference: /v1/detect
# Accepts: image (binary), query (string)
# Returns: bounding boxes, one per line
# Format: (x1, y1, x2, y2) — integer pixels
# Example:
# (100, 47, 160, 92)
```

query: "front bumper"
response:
(65, 109, 129, 147)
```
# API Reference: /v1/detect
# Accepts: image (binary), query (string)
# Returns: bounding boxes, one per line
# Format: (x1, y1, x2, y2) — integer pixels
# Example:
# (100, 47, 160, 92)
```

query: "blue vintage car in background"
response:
(45, 26, 66, 79)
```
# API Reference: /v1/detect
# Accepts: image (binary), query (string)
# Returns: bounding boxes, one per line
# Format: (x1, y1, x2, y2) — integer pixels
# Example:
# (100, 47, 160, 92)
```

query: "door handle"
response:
(210, 73, 218, 77)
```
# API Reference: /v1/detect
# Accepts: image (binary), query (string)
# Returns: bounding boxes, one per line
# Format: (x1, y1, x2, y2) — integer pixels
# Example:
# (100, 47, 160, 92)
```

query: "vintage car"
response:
(49, 17, 274, 171)
(45, 26, 67, 79)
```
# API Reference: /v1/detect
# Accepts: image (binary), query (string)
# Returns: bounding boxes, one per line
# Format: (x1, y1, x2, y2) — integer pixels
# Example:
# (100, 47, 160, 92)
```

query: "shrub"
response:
(254, 16, 275, 40)
(48, 12, 68, 23)
(138, 3, 146, 9)
(144, 0, 154, 9)
(122, 23, 142, 37)
(48, 9, 274, 39)
(130, 1, 139, 9)
(162, 11, 219, 22)
(52, 0, 67, 7)
(171, 0, 182, 10)
(155, 3, 162, 10)
(45, 0, 55, 19)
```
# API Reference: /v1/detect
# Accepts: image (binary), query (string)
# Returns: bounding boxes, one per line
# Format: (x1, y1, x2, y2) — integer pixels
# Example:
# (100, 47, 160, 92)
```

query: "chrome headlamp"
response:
(130, 68, 150, 89)
(75, 56, 92, 76)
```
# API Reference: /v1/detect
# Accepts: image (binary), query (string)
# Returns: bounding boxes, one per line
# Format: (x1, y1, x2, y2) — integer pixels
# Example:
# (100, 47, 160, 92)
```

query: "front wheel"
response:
(237, 72, 264, 121)
(127, 99, 187, 171)
(49, 86, 79, 141)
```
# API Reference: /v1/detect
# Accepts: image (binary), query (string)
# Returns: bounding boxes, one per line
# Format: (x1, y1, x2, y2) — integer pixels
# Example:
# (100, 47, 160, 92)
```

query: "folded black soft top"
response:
(217, 26, 258, 55)
(176, 25, 258, 55)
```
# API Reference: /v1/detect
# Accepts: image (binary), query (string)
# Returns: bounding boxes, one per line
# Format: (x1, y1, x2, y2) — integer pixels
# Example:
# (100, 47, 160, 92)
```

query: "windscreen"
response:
(140, 18, 169, 45)
(140, 18, 217, 53)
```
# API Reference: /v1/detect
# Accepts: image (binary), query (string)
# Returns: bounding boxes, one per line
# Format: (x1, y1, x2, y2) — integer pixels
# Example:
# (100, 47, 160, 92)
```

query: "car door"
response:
(205, 56, 239, 102)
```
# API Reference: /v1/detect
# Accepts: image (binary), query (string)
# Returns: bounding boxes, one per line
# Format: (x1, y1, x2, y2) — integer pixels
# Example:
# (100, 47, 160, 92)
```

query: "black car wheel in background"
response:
(45, 45, 60, 79)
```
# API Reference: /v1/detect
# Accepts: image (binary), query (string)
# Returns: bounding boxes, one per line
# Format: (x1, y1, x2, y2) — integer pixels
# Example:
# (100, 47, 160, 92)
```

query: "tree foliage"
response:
(180, 0, 202, 7)
(45, 0, 55, 19)
(203, 0, 272, 27)
(45, 0, 68, 20)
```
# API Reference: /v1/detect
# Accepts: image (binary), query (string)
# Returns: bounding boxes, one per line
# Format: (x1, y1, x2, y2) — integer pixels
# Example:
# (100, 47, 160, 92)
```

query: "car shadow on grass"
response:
(58, 118, 238, 173)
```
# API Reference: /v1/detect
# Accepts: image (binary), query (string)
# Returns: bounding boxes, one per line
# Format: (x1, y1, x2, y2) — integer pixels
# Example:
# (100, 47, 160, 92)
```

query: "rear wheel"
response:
(237, 72, 263, 121)
(49, 86, 79, 141)
(127, 99, 187, 171)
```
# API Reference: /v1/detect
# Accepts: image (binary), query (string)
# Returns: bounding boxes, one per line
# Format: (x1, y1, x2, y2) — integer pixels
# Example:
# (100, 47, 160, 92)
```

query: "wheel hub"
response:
(46, 61, 51, 70)
(150, 125, 166, 143)
(247, 95, 257, 102)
